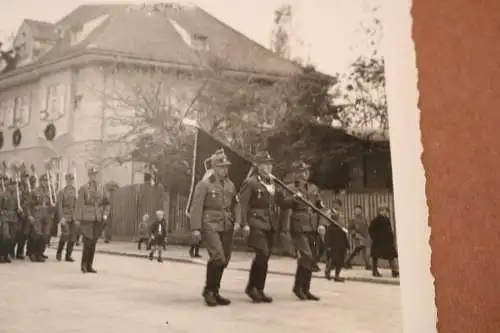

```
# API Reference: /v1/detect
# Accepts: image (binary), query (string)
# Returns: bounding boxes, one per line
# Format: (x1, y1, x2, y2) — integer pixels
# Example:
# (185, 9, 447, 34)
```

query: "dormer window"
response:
(192, 34, 209, 51)
(70, 26, 83, 45)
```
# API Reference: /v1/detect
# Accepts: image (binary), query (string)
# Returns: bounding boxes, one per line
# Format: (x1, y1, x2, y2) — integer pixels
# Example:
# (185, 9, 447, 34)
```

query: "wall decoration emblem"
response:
(44, 123, 56, 141)
(12, 128, 22, 147)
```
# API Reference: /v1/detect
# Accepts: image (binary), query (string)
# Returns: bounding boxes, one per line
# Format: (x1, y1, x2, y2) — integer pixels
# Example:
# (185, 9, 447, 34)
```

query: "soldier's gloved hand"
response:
(28, 216, 35, 222)
(233, 223, 241, 232)
(293, 192, 303, 199)
(317, 225, 326, 236)
(103, 215, 108, 221)
(192, 230, 201, 242)
(74, 220, 80, 226)
(242, 225, 250, 237)
(60, 217, 66, 225)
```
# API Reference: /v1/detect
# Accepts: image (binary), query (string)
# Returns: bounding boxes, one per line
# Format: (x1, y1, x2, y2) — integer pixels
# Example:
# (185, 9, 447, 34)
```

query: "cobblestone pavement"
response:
(0, 249, 402, 333)
(66, 239, 400, 285)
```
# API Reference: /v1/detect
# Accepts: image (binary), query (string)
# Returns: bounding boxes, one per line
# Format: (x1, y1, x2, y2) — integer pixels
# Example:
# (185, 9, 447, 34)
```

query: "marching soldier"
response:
(189, 149, 240, 307)
(281, 161, 326, 301)
(56, 173, 78, 262)
(75, 167, 106, 274)
(0, 178, 16, 263)
(238, 151, 279, 303)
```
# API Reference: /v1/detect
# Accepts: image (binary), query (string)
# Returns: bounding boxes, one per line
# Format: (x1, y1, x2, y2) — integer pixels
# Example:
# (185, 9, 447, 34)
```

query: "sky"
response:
(0, 0, 383, 76)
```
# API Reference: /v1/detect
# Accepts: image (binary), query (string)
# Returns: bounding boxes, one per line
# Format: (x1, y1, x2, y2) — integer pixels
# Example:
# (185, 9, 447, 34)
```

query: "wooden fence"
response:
(109, 185, 396, 248)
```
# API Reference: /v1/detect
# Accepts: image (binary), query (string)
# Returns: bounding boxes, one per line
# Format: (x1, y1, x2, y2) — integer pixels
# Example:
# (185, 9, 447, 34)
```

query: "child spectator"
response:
(137, 214, 150, 250)
(148, 210, 167, 263)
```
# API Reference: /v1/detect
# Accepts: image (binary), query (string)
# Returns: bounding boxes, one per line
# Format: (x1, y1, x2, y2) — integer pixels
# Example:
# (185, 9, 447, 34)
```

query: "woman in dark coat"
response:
(368, 206, 399, 278)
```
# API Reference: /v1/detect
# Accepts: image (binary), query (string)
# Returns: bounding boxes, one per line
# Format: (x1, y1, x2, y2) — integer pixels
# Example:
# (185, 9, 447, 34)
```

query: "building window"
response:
(0, 100, 11, 129)
(192, 34, 209, 51)
(13, 94, 31, 128)
(70, 26, 83, 45)
(41, 83, 66, 121)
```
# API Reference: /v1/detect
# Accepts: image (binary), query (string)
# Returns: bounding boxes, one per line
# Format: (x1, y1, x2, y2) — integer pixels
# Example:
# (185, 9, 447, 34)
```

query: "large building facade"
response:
(0, 3, 299, 186)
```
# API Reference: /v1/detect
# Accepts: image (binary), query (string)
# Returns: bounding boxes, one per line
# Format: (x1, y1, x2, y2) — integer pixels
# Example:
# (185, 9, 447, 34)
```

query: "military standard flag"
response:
(185, 127, 254, 216)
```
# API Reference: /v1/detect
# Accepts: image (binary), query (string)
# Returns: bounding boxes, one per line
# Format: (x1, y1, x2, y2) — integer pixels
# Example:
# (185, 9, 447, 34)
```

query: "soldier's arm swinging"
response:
(189, 182, 207, 231)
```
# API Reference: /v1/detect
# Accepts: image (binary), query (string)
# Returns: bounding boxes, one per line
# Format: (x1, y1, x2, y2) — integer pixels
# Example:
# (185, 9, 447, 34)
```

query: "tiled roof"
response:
(24, 19, 58, 41)
(15, 3, 301, 77)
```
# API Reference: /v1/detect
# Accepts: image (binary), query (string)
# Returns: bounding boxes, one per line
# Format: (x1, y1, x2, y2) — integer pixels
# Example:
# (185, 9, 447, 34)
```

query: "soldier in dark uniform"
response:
(189, 149, 240, 307)
(281, 161, 326, 301)
(12, 173, 30, 259)
(238, 151, 278, 303)
(75, 167, 106, 273)
(25, 175, 47, 262)
(0, 178, 16, 263)
(56, 173, 78, 262)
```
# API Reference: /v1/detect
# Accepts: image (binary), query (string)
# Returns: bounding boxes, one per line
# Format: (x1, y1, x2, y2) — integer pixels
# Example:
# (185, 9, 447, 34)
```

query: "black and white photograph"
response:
(0, 1, 432, 332)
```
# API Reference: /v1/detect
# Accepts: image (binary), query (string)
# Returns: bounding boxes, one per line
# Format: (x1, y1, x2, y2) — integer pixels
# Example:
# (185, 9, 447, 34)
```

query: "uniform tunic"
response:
(57, 185, 78, 242)
(1, 190, 20, 240)
(189, 175, 240, 266)
(281, 180, 325, 269)
(27, 187, 51, 237)
(239, 175, 280, 256)
(0, 190, 17, 242)
(75, 181, 105, 240)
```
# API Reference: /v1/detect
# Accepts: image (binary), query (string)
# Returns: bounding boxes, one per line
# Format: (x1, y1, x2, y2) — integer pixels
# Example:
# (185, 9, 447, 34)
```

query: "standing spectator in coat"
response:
(148, 210, 167, 262)
(137, 214, 150, 250)
(323, 200, 350, 282)
(369, 205, 399, 278)
(344, 205, 371, 270)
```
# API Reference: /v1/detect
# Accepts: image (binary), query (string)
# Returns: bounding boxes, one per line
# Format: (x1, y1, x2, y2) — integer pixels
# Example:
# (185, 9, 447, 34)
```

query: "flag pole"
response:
(185, 126, 199, 217)
(182, 119, 346, 232)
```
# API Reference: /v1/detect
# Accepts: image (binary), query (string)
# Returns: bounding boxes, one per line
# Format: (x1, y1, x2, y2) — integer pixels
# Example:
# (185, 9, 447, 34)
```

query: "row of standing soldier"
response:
(0, 166, 110, 274)
(189, 149, 334, 307)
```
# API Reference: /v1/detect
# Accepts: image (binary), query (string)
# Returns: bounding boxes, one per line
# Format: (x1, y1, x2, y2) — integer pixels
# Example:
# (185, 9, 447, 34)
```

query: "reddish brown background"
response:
(413, 1, 500, 332)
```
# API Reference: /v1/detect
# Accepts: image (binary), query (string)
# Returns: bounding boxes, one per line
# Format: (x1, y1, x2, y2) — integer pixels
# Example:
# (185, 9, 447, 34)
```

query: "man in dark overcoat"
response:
(281, 161, 326, 301)
(323, 199, 350, 282)
(369, 205, 399, 278)
(75, 167, 106, 273)
(56, 173, 78, 262)
(238, 151, 280, 303)
(189, 149, 240, 307)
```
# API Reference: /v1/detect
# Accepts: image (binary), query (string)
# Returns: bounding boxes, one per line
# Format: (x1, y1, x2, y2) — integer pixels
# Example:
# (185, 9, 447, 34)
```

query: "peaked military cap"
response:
(290, 160, 310, 172)
(210, 148, 231, 167)
(255, 151, 273, 164)
(88, 167, 99, 175)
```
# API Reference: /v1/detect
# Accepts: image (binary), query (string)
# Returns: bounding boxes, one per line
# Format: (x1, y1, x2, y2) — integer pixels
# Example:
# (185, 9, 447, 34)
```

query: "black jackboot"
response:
(293, 265, 307, 300)
(56, 239, 65, 261)
(214, 266, 231, 306)
(87, 241, 97, 273)
(202, 263, 218, 307)
(245, 258, 263, 302)
(256, 260, 272, 303)
(303, 269, 320, 301)
(65, 242, 75, 262)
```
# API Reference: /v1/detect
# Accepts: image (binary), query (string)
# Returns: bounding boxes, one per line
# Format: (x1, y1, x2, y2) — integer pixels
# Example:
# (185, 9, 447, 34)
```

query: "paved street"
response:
(0, 250, 402, 333)
(67, 239, 400, 285)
